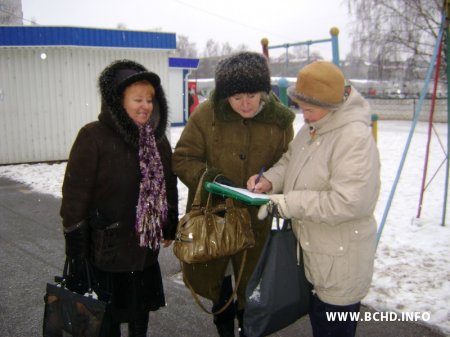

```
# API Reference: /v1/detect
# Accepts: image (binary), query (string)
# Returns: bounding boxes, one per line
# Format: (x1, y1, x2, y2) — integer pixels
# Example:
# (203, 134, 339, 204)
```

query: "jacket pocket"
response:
(91, 221, 122, 269)
(88, 209, 113, 230)
(303, 251, 350, 289)
(297, 221, 350, 256)
(296, 220, 351, 289)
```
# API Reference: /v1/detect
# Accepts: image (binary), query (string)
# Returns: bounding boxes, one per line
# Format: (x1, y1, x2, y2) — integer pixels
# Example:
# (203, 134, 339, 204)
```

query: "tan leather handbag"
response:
(173, 174, 255, 264)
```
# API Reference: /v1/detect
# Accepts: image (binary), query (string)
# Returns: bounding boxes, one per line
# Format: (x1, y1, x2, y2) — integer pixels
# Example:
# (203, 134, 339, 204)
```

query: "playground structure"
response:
(262, 29, 379, 141)
(261, 27, 340, 66)
(376, 6, 449, 245)
(261, 27, 340, 107)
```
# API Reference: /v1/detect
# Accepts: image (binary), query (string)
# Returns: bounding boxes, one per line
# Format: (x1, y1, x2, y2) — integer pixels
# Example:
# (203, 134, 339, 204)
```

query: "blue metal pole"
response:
(330, 27, 340, 67)
(266, 27, 340, 66)
(277, 78, 289, 106)
(376, 14, 446, 246)
(268, 39, 332, 50)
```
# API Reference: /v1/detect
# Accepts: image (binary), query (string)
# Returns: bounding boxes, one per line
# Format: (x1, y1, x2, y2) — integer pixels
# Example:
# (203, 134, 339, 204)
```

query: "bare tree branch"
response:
(345, 0, 443, 81)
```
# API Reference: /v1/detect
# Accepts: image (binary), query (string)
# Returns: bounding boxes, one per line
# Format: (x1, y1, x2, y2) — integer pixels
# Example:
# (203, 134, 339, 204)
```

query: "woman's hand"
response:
(247, 175, 272, 194)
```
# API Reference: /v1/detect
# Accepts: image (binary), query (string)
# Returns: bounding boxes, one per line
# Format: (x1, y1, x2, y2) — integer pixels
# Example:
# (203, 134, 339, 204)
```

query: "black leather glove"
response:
(214, 174, 237, 187)
(201, 168, 238, 205)
(63, 220, 90, 294)
(203, 167, 222, 184)
(64, 219, 89, 258)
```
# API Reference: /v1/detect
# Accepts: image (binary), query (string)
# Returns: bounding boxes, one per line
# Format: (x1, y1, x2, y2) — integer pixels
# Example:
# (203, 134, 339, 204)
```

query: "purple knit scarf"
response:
(135, 122, 168, 250)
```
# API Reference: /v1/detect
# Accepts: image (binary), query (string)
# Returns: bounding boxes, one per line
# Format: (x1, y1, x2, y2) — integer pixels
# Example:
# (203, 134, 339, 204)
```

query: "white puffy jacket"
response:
(264, 87, 380, 306)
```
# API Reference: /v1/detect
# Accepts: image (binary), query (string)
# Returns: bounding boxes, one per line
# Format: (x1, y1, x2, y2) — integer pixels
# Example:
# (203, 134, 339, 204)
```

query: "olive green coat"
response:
(172, 92, 295, 309)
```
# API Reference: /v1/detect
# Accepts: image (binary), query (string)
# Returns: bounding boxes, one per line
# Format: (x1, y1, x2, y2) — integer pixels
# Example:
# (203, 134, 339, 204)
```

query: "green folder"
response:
(204, 182, 270, 206)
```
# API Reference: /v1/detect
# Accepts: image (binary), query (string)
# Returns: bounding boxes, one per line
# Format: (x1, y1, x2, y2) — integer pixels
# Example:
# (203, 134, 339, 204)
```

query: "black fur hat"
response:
(98, 59, 161, 105)
(214, 52, 271, 100)
(97, 59, 169, 147)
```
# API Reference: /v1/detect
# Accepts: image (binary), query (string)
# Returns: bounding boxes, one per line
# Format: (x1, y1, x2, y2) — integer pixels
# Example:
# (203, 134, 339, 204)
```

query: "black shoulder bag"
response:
(43, 259, 107, 337)
(244, 209, 312, 337)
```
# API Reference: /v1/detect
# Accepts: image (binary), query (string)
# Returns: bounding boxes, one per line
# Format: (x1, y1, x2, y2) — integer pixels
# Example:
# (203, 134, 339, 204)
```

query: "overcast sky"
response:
(21, 0, 353, 60)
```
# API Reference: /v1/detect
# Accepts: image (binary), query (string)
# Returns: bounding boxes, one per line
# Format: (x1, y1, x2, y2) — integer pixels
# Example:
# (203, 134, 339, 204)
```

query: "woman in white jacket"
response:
(247, 61, 380, 337)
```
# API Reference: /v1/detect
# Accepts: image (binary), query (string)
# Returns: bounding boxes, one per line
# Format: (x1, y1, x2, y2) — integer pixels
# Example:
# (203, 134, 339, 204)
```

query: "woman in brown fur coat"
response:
(60, 59, 178, 337)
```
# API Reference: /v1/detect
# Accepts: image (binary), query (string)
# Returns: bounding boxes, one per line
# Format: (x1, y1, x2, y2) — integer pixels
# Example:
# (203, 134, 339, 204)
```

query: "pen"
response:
(252, 166, 265, 192)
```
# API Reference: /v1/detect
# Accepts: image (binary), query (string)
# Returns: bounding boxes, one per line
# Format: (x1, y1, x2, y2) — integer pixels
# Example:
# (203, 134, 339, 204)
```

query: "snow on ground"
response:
(0, 116, 449, 334)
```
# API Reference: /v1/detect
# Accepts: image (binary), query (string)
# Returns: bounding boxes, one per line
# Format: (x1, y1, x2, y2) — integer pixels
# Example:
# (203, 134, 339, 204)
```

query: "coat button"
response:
(243, 119, 248, 125)
(239, 154, 246, 160)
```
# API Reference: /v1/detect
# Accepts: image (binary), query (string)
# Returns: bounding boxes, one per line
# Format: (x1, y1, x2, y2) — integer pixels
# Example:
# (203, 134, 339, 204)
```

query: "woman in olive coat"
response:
(60, 59, 178, 337)
(172, 52, 295, 337)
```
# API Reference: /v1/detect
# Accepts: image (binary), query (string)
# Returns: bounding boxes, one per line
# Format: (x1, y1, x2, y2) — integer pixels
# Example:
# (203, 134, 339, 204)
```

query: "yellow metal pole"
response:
(371, 114, 379, 143)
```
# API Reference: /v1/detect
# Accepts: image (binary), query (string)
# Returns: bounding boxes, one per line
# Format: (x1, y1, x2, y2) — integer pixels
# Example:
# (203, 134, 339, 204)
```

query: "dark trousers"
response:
(212, 275, 236, 324)
(100, 308, 149, 337)
(213, 275, 249, 336)
(309, 295, 360, 337)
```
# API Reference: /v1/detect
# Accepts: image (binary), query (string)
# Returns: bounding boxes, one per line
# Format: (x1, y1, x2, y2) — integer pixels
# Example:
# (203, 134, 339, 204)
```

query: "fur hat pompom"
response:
(287, 60, 345, 108)
(214, 52, 271, 100)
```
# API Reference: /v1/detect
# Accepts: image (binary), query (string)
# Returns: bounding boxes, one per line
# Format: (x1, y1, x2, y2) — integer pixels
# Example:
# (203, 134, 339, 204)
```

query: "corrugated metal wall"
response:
(0, 46, 170, 164)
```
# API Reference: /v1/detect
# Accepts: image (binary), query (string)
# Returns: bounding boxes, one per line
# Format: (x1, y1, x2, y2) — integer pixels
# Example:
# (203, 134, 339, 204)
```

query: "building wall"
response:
(0, 45, 171, 164)
(168, 68, 185, 127)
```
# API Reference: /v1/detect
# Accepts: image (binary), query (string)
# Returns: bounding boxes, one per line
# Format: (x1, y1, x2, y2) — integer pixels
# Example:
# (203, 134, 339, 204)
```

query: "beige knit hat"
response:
(287, 60, 345, 108)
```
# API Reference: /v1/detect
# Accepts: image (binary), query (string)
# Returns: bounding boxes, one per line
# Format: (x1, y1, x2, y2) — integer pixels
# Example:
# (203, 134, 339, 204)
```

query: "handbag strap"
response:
(182, 250, 247, 315)
(191, 171, 208, 208)
(192, 171, 234, 211)
(272, 205, 291, 231)
(62, 257, 95, 293)
(272, 208, 303, 265)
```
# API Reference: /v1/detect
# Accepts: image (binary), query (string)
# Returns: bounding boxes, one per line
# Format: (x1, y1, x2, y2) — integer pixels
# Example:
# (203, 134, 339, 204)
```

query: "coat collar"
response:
(309, 87, 371, 136)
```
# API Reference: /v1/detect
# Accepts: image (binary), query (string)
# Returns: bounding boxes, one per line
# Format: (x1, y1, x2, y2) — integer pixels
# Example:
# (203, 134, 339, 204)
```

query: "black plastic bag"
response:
(43, 259, 107, 337)
(244, 217, 311, 337)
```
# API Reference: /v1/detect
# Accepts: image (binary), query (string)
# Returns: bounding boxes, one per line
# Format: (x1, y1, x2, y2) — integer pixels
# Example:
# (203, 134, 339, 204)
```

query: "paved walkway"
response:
(0, 176, 446, 337)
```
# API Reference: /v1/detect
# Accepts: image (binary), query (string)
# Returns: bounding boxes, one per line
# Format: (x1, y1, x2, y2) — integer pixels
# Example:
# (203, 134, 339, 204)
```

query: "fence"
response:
(368, 98, 448, 123)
